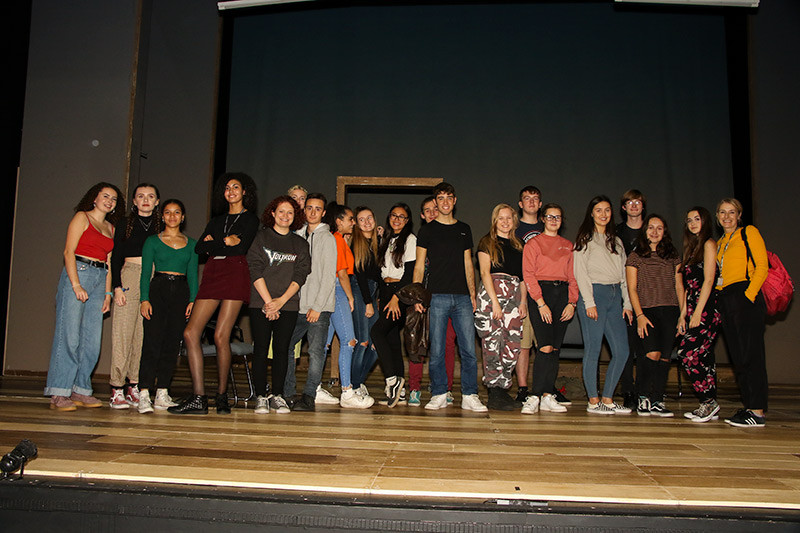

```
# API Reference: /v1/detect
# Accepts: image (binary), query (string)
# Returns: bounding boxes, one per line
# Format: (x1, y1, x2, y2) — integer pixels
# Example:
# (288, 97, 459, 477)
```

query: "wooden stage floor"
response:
(2, 372, 800, 515)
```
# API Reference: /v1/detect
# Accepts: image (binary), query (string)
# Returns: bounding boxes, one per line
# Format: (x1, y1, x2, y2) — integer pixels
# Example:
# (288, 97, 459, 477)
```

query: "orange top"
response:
(333, 231, 354, 276)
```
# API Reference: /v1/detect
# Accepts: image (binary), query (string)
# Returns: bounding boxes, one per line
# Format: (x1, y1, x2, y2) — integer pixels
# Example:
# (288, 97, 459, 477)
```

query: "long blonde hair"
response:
(478, 203, 523, 268)
(351, 206, 379, 271)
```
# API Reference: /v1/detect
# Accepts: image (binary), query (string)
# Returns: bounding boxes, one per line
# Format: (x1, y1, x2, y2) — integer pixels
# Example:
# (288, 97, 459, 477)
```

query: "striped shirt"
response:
(625, 251, 680, 308)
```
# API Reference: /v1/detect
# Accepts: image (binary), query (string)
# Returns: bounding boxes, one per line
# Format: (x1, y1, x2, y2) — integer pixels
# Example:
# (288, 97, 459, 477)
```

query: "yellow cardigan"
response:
(715, 225, 768, 302)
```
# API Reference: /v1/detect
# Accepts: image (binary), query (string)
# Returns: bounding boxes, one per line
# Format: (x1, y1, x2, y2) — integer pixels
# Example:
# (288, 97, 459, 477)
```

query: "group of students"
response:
(44, 176, 771, 427)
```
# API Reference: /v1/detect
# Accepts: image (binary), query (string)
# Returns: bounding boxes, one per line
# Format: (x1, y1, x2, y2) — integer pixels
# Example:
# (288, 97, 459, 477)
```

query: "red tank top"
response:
(74, 214, 114, 261)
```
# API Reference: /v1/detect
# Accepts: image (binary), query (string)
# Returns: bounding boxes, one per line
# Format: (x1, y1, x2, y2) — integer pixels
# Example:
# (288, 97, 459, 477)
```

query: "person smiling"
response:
(573, 195, 633, 415)
(45, 182, 124, 411)
(715, 198, 769, 428)
(678, 206, 722, 423)
(625, 214, 683, 417)
(108, 183, 160, 409)
(350, 206, 381, 395)
(474, 203, 527, 411)
(137, 199, 198, 414)
(522, 203, 578, 415)
(170, 173, 259, 415)
(247, 196, 310, 415)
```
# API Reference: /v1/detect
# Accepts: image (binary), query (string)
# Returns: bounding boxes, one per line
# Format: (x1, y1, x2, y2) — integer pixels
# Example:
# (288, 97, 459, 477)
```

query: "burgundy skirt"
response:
(196, 255, 250, 303)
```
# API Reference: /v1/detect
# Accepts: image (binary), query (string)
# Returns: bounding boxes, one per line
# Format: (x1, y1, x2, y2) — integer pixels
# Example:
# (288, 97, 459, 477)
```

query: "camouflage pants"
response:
(474, 273, 523, 388)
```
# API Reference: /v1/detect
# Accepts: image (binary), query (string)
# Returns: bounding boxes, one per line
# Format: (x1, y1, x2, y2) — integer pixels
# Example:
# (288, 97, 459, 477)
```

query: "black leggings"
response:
(249, 308, 298, 397)
(370, 282, 407, 380)
(139, 275, 189, 390)
(529, 282, 570, 396)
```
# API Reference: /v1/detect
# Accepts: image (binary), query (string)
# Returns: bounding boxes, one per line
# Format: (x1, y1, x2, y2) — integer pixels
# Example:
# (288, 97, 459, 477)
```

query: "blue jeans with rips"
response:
(325, 278, 355, 388)
(429, 293, 478, 396)
(351, 276, 378, 388)
(576, 283, 630, 399)
(284, 311, 331, 399)
(45, 264, 108, 397)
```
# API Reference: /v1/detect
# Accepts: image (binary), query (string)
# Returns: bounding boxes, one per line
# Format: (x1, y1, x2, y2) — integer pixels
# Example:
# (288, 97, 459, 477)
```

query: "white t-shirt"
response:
(381, 234, 417, 280)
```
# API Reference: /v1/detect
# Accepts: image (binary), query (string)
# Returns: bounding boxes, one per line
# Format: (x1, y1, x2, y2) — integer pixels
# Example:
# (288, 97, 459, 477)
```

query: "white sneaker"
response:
(138, 389, 154, 414)
(340, 388, 374, 408)
(358, 384, 370, 398)
(109, 388, 130, 409)
(425, 393, 448, 410)
(154, 389, 178, 410)
(539, 394, 567, 413)
(586, 401, 615, 415)
(269, 394, 291, 414)
(461, 394, 488, 412)
(254, 395, 269, 414)
(521, 395, 540, 414)
(315, 384, 340, 405)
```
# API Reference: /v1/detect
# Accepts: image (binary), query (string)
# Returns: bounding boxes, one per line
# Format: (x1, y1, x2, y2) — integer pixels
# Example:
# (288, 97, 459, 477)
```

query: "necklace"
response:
(224, 210, 245, 234)
(160, 231, 184, 249)
(138, 215, 153, 232)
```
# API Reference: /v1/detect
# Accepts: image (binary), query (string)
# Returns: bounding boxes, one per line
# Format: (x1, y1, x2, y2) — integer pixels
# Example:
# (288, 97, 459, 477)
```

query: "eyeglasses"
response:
(544, 214, 562, 221)
(390, 213, 408, 220)
(626, 200, 642, 206)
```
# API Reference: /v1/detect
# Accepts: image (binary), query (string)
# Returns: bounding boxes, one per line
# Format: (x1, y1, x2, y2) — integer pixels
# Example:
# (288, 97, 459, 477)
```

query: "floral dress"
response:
(677, 261, 722, 401)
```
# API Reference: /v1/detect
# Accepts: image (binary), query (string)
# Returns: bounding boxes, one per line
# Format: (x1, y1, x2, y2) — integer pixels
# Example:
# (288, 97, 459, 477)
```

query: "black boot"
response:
(168, 394, 208, 415)
(291, 393, 316, 412)
(216, 391, 231, 414)
(514, 386, 529, 402)
(622, 392, 636, 410)
(487, 387, 518, 411)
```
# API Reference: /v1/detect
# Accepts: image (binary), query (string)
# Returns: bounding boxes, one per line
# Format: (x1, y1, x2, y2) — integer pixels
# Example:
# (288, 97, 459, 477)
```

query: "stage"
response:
(1, 370, 800, 531)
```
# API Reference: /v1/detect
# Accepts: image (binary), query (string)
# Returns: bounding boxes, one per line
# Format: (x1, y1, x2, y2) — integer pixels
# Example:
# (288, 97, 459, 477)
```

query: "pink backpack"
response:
(742, 227, 794, 315)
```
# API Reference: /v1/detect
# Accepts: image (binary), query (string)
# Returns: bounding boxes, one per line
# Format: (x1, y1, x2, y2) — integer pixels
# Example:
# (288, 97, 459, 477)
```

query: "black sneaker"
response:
(514, 386, 529, 403)
(636, 396, 651, 416)
(291, 393, 316, 412)
(649, 401, 674, 417)
(622, 392, 636, 410)
(552, 386, 572, 406)
(487, 387, 518, 411)
(215, 392, 231, 415)
(167, 394, 208, 415)
(725, 409, 765, 427)
(386, 377, 405, 408)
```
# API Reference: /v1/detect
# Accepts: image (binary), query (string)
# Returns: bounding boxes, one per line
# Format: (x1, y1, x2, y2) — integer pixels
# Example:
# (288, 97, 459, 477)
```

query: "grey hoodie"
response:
(295, 222, 337, 314)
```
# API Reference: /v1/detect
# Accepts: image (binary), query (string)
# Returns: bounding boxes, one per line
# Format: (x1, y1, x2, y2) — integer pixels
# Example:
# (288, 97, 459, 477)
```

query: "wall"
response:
(750, 0, 800, 383)
(5, 0, 220, 375)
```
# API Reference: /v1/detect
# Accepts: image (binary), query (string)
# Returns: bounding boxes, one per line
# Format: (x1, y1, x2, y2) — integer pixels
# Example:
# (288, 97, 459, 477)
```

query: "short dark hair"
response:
(432, 182, 456, 197)
(420, 195, 436, 213)
(305, 192, 327, 206)
(620, 189, 646, 219)
(519, 186, 541, 201)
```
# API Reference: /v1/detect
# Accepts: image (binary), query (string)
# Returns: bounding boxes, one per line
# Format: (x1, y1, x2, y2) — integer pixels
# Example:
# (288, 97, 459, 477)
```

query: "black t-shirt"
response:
(477, 236, 523, 279)
(516, 220, 544, 243)
(618, 223, 641, 255)
(417, 220, 473, 294)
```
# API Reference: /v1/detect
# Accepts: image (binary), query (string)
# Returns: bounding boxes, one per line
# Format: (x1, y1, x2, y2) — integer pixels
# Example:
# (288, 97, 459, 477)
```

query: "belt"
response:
(76, 256, 108, 270)
(540, 280, 568, 286)
(154, 272, 186, 281)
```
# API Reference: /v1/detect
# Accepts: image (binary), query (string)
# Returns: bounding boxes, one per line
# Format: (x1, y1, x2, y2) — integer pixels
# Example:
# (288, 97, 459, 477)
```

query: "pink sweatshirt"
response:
(523, 233, 579, 303)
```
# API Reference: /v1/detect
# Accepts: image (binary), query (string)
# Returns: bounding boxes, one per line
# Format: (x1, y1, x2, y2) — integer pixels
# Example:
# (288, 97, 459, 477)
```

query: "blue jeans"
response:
(576, 283, 630, 399)
(284, 311, 331, 398)
(45, 264, 108, 397)
(325, 278, 355, 388)
(429, 293, 478, 396)
(351, 276, 378, 388)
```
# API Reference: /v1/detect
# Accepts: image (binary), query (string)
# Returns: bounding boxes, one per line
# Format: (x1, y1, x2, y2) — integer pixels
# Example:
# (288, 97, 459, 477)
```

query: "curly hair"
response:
(160, 198, 188, 231)
(74, 182, 125, 225)
(635, 214, 678, 260)
(261, 195, 304, 231)
(125, 182, 161, 240)
(212, 172, 258, 215)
